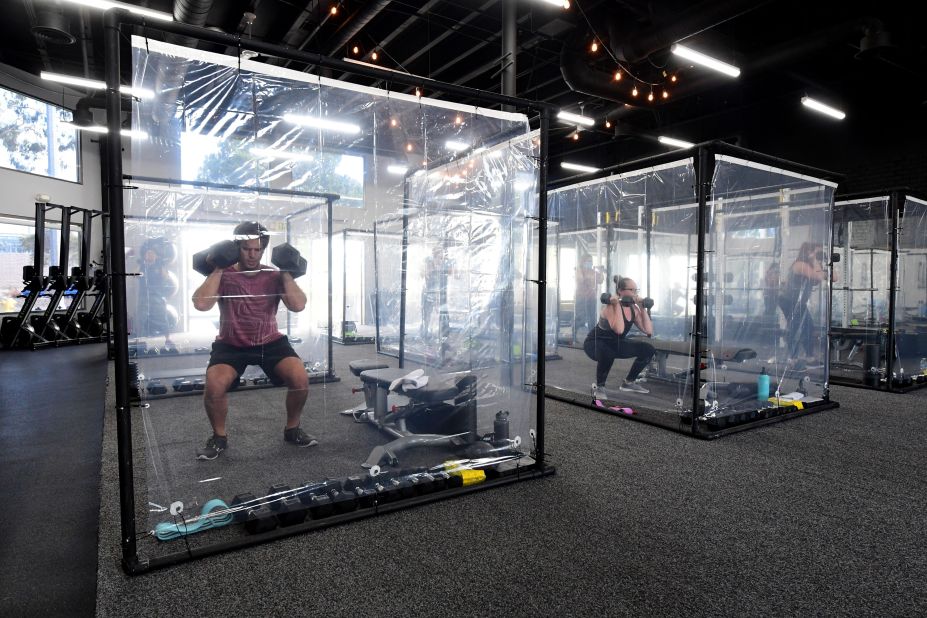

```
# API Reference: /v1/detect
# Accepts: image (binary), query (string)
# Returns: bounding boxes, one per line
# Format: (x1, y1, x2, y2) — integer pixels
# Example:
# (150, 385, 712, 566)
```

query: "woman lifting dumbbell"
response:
(191, 221, 315, 461)
(583, 275, 655, 396)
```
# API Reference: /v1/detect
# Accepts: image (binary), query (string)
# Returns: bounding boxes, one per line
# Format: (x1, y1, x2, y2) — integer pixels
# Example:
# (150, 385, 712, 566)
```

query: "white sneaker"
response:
(619, 381, 649, 394)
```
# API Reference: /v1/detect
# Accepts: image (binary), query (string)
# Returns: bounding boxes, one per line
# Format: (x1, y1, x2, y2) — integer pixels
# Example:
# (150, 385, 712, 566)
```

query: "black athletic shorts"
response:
(207, 335, 300, 386)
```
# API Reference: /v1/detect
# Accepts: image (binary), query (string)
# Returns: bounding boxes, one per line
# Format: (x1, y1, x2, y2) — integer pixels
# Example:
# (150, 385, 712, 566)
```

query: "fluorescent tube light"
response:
(658, 136, 695, 149)
(444, 140, 470, 152)
(387, 165, 408, 175)
(58, 0, 173, 22)
(671, 44, 740, 78)
(283, 114, 361, 135)
(40, 72, 153, 99)
(250, 147, 315, 162)
(557, 110, 595, 127)
(561, 161, 601, 174)
(801, 96, 846, 120)
(60, 123, 148, 139)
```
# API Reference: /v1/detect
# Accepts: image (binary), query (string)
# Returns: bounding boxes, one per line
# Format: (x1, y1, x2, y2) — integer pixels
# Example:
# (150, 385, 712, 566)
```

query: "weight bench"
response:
(355, 367, 480, 472)
(647, 338, 757, 380)
(339, 359, 393, 418)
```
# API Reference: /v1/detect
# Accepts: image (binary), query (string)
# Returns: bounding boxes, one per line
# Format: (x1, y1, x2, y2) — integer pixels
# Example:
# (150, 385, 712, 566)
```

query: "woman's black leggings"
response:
(779, 298, 814, 358)
(584, 330, 655, 386)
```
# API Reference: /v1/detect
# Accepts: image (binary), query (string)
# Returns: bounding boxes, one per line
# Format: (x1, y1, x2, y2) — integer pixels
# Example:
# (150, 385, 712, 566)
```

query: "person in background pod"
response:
(574, 253, 605, 339)
(137, 236, 179, 354)
(191, 221, 314, 461)
(583, 275, 654, 395)
(778, 241, 830, 370)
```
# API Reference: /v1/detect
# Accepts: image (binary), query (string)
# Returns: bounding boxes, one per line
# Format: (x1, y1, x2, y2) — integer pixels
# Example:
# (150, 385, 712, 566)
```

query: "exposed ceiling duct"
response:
(562, 7, 890, 110)
(605, 0, 770, 65)
(32, 7, 76, 45)
(324, 0, 393, 57)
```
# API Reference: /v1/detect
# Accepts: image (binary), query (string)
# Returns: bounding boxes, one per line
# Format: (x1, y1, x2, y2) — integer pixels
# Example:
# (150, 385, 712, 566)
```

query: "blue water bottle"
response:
(757, 367, 770, 402)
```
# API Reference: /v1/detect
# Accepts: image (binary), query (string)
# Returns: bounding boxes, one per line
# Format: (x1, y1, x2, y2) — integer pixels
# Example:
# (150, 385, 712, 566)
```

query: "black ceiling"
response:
(3, 0, 925, 183)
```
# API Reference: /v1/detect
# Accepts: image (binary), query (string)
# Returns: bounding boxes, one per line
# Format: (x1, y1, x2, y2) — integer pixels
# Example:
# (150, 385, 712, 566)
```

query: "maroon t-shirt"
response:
(216, 266, 284, 347)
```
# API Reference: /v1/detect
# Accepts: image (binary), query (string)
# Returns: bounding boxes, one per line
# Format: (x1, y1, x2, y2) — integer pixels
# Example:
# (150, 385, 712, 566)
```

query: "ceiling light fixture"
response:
(283, 113, 361, 134)
(250, 147, 315, 162)
(445, 140, 470, 152)
(60, 122, 148, 139)
(40, 71, 153, 98)
(801, 96, 846, 120)
(658, 136, 695, 149)
(671, 43, 740, 78)
(58, 0, 173, 21)
(561, 161, 600, 173)
(557, 110, 594, 127)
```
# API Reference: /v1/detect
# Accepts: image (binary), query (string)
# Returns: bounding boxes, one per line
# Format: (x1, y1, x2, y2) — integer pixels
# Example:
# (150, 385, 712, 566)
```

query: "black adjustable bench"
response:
(355, 367, 480, 472)
(648, 338, 757, 379)
(340, 359, 392, 418)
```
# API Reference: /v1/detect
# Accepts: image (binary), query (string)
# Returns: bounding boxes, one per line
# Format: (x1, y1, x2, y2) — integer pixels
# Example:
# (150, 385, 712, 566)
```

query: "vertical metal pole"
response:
(104, 9, 138, 572)
(690, 148, 711, 432)
(327, 198, 334, 379)
(34, 202, 46, 278)
(502, 0, 516, 106)
(398, 184, 409, 368)
(342, 230, 347, 336)
(285, 217, 292, 336)
(536, 108, 550, 467)
(373, 221, 382, 352)
(824, 196, 836, 399)
(80, 209, 93, 276)
(58, 205, 72, 273)
(886, 191, 901, 387)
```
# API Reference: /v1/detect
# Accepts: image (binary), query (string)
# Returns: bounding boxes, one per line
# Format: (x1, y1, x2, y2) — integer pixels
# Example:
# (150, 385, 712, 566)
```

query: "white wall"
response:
(0, 63, 104, 259)
(0, 64, 103, 214)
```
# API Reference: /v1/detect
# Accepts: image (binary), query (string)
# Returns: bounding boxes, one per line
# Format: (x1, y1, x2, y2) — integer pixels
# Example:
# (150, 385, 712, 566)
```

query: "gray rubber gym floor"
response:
(89, 343, 927, 617)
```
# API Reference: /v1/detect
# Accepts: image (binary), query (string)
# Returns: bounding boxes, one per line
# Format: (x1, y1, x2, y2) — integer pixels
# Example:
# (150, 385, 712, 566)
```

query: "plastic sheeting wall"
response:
(547, 152, 836, 433)
(831, 193, 927, 387)
(896, 196, 927, 379)
(125, 36, 540, 553)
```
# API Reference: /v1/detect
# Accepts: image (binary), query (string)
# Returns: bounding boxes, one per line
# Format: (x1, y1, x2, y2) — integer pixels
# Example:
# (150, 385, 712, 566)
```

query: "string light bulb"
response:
(371, 50, 379, 61)
(614, 70, 622, 81)
(329, 5, 338, 16)
(631, 86, 639, 97)
(352, 45, 359, 55)
(647, 90, 654, 102)
(590, 40, 599, 53)
(572, 131, 580, 141)
(406, 143, 413, 152)
(662, 90, 669, 99)
(605, 120, 612, 129)
(455, 115, 463, 125)
(390, 117, 398, 127)
(671, 75, 678, 83)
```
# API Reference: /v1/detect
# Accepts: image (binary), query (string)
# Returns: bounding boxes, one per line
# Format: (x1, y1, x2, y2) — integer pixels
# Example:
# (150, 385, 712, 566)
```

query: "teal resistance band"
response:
(154, 499, 234, 542)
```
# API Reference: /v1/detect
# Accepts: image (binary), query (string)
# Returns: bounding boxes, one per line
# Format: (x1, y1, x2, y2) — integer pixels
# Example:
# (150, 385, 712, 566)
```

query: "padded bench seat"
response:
(359, 368, 461, 403)
(651, 339, 757, 363)
(348, 359, 390, 377)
